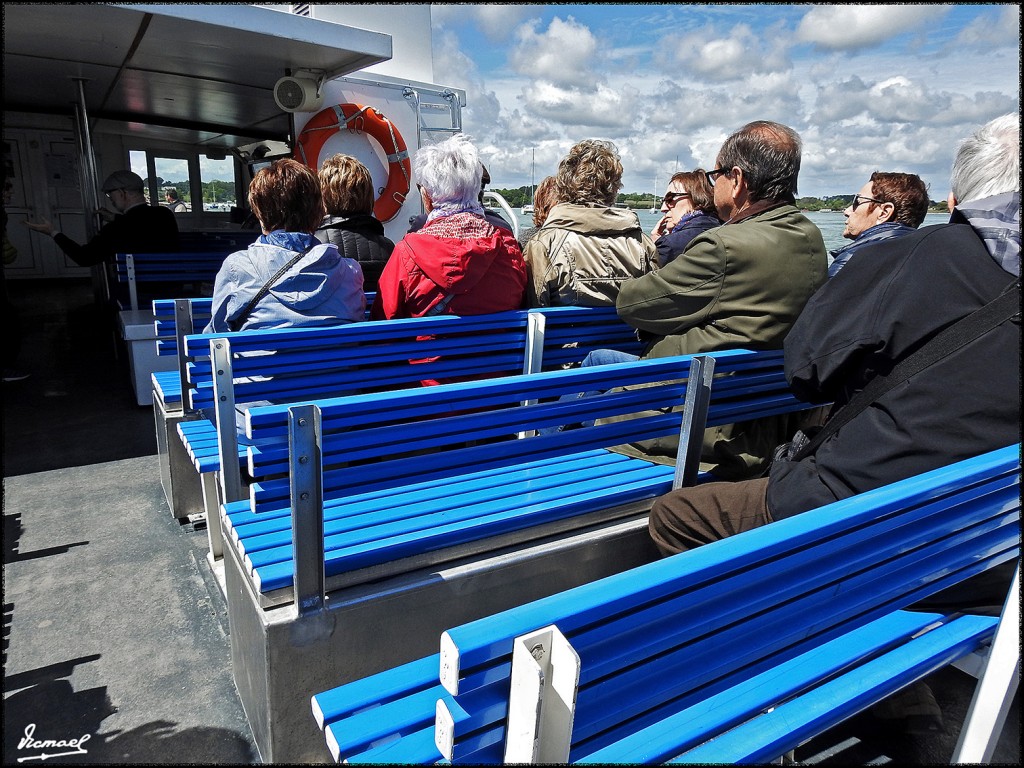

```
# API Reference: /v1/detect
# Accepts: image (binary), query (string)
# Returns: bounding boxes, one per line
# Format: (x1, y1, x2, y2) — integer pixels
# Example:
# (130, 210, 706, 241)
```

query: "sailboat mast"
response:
(531, 148, 535, 202)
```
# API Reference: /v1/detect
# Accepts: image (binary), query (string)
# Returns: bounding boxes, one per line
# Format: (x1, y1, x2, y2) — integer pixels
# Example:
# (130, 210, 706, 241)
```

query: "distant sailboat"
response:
(521, 148, 535, 215)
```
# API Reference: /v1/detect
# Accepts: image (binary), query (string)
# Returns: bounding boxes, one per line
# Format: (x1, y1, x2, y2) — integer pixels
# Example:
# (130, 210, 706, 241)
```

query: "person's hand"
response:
(23, 217, 55, 236)
(651, 215, 670, 239)
(95, 207, 116, 223)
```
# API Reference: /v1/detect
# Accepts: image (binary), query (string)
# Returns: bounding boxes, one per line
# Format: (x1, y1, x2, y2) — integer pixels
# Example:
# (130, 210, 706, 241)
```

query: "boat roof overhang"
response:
(2, 2, 393, 150)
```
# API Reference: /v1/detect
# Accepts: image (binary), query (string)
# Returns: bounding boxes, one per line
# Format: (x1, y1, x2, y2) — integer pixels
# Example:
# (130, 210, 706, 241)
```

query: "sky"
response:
(427, 3, 1020, 200)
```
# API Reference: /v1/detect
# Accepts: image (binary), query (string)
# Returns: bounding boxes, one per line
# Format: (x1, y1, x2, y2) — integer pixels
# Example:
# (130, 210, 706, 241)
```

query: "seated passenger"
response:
(371, 134, 526, 320)
(314, 153, 395, 292)
(205, 159, 364, 333)
(606, 121, 828, 478)
(829, 171, 929, 277)
(517, 175, 560, 249)
(524, 140, 656, 307)
(406, 164, 514, 234)
(651, 170, 722, 267)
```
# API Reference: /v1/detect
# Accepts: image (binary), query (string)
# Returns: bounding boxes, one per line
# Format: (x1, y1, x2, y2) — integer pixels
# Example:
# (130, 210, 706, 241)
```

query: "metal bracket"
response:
(952, 563, 1020, 762)
(126, 253, 139, 311)
(211, 338, 244, 504)
(673, 355, 716, 490)
(502, 624, 581, 764)
(174, 299, 195, 415)
(289, 404, 325, 617)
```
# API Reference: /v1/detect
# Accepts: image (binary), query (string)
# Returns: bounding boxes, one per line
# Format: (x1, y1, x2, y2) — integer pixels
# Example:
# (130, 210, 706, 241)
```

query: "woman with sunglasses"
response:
(652, 170, 722, 267)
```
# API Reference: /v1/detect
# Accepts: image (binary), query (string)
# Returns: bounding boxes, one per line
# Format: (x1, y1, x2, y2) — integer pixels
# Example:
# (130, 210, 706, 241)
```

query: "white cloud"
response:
(432, 4, 541, 41)
(509, 16, 601, 88)
(796, 5, 940, 51)
(657, 22, 792, 83)
(954, 5, 1021, 49)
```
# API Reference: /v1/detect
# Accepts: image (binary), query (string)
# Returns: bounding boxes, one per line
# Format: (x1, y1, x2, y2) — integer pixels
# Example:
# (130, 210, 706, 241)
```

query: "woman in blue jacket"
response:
(206, 159, 364, 333)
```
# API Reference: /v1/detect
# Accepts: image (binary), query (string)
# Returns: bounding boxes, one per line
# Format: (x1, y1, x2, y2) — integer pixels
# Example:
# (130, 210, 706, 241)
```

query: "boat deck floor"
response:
(2, 279, 1018, 764)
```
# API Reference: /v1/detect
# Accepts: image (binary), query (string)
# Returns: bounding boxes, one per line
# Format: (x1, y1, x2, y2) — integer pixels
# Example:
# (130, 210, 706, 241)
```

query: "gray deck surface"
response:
(3, 456, 258, 764)
(1, 278, 1018, 764)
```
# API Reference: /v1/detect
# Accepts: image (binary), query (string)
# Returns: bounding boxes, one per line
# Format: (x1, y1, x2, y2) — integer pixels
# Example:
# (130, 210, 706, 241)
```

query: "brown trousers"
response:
(648, 477, 772, 557)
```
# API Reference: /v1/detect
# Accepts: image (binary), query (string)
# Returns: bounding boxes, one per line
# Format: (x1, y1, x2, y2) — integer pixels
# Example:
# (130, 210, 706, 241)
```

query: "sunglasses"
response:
(705, 167, 731, 185)
(850, 194, 886, 211)
(662, 191, 691, 207)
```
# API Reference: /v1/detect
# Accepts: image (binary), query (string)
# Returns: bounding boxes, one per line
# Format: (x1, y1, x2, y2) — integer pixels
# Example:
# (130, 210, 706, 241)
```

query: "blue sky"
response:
(429, 3, 1020, 199)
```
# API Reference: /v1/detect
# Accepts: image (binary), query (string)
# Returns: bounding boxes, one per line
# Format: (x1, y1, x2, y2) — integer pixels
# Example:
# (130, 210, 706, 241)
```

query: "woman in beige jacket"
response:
(524, 140, 656, 307)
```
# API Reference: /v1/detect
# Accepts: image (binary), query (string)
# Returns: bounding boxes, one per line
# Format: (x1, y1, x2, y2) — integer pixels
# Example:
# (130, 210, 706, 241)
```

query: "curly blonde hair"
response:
(555, 139, 623, 206)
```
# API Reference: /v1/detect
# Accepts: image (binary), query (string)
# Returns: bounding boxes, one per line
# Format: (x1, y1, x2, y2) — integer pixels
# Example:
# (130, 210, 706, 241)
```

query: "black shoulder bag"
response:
(228, 244, 316, 332)
(775, 281, 1020, 466)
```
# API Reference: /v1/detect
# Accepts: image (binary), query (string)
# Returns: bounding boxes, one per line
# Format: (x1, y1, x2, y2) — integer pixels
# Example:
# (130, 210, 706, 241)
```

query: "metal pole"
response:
(73, 78, 101, 239)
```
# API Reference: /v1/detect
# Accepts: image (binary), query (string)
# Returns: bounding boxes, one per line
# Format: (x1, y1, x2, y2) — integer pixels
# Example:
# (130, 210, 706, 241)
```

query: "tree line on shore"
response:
(493, 186, 947, 212)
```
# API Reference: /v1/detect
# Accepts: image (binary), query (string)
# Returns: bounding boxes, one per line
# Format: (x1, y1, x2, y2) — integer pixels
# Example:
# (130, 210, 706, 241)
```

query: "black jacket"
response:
(55, 204, 180, 266)
(767, 220, 1020, 520)
(315, 214, 395, 264)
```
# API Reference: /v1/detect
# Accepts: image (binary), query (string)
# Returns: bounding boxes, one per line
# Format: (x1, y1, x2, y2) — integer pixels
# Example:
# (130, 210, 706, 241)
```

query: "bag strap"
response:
(793, 280, 1020, 462)
(229, 243, 316, 332)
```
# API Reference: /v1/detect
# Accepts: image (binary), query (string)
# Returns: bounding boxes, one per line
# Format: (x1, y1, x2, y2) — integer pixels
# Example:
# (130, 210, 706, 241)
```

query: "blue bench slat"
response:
(324, 685, 450, 762)
(342, 725, 442, 764)
(242, 457, 670, 568)
(247, 412, 688, 511)
(313, 654, 440, 730)
(666, 613, 998, 765)
(152, 370, 183, 404)
(232, 450, 635, 538)
(575, 611, 995, 763)
(249, 460, 676, 591)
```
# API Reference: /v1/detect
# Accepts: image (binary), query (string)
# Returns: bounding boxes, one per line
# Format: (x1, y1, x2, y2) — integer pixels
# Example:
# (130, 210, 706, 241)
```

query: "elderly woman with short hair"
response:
(523, 139, 656, 307)
(205, 158, 364, 332)
(370, 134, 526, 320)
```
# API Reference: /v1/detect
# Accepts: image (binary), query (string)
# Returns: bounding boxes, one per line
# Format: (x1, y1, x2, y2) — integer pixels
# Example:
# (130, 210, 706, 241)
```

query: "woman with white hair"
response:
(370, 134, 526, 321)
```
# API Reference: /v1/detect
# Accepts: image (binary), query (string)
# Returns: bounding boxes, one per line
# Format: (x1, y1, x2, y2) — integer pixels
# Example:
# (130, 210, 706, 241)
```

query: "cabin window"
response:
(200, 155, 237, 213)
(153, 155, 192, 213)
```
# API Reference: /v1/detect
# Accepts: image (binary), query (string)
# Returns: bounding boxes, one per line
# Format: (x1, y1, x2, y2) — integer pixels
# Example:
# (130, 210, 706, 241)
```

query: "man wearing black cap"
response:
(25, 170, 179, 266)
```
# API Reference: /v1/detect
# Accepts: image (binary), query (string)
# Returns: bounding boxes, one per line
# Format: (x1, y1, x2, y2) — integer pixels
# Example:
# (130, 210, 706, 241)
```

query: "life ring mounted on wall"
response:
(293, 103, 411, 222)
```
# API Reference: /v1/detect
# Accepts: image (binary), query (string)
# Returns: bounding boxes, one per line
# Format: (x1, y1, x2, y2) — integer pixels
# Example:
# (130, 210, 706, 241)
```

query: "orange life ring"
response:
(293, 103, 411, 222)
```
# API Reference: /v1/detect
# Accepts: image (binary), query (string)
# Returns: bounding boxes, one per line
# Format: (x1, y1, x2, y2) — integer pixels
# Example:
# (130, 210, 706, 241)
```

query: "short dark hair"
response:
(248, 158, 324, 233)
(869, 171, 930, 228)
(716, 120, 802, 203)
(668, 170, 718, 217)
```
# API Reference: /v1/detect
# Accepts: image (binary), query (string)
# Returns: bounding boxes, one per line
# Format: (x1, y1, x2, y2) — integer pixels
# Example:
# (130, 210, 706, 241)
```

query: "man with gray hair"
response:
(649, 113, 1020, 616)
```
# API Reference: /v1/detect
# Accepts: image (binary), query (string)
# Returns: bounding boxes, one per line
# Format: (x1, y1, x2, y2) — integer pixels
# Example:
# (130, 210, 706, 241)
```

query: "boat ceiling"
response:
(3, 3, 393, 150)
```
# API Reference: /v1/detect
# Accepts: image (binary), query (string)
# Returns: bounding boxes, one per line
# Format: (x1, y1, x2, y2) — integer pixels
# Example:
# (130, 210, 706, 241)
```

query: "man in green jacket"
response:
(612, 121, 828, 478)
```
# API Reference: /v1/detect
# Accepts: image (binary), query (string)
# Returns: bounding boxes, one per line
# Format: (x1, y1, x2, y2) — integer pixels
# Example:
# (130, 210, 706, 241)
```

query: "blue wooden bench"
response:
(151, 294, 376, 408)
(309, 444, 1020, 764)
(113, 251, 237, 311)
(160, 305, 647, 522)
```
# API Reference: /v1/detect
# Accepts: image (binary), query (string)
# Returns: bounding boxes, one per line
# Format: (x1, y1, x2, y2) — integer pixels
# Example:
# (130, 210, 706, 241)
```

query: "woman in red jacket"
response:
(371, 134, 526, 320)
